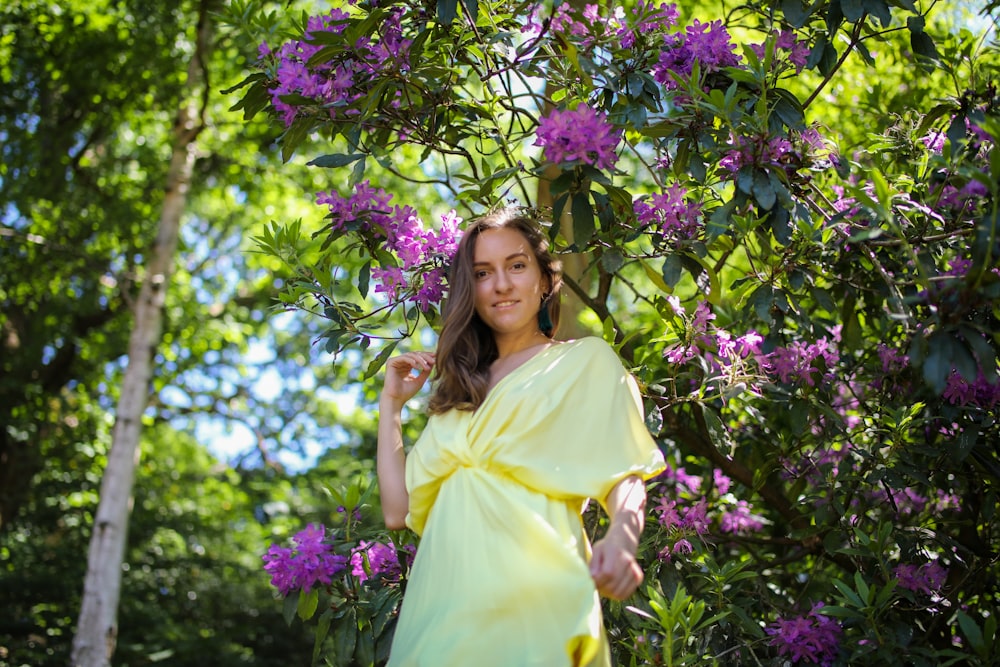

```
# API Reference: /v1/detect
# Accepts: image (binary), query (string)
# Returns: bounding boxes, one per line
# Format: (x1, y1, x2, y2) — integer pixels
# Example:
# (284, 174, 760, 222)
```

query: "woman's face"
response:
(471, 227, 548, 340)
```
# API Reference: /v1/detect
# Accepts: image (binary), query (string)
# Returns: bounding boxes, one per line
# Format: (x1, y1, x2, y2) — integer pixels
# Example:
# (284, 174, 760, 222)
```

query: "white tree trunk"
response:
(70, 11, 209, 666)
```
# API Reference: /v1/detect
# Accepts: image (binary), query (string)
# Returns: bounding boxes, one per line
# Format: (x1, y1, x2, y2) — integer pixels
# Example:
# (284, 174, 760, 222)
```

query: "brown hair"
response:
(427, 208, 563, 414)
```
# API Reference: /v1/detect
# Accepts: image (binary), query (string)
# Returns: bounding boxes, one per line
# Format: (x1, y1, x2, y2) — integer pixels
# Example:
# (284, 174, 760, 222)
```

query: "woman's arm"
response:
(377, 351, 435, 530)
(589, 474, 647, 600)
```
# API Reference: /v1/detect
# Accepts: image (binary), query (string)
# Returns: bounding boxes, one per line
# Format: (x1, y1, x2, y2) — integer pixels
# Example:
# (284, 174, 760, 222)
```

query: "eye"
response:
(511, 262, 526, 270)
(475, 269, 489, 279)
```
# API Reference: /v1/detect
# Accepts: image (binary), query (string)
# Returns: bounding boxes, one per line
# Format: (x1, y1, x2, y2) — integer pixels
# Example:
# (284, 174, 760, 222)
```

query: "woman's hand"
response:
(590, 524, 644, 600)
(377, 350, 434, 530)
(381, 351, 436, 410)
(591, 475, 647, 600)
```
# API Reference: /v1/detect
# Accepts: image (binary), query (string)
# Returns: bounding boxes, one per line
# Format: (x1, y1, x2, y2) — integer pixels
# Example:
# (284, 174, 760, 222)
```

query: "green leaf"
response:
(831, 578, 866, 609)
(437, 0, 458, 24)
(334, 607, 358, 665)
(779, 0, 811, 26)
(702, 407, 734, 458)
(571, 192, 596, 248)
(307, 153, 366, 168)
(358, 260, 371, 300)
(462, 0, 478, 24)
(314, 609, 333, 665)
(365, 341, 399, 380)
(707, 199, 737, 241)
(297, 587, 319, 621)
(957, 611, 985, 652)
(662, 255, 683, 288)
(601, 249, 625, 274)
(283, 590, 300, 626)
(641, 259, 673, 293)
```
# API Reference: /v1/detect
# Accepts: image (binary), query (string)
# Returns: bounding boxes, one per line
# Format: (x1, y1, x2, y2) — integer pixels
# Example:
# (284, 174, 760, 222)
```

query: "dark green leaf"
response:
(307, 153, 366, 168)
(365, 341, 399, 380)
(571, 192, 596, 248)
(601, 249, 625, 274)
(437, 0, 458, 24)
(956, 426, 979, 462)
(283, 590, 300, 626)
(867, 0, 892, 27)
(769, 206, 792, 245)
(749, 284, 775, 324)
(358, 260, 371, 300)
(780, 0, 811, 27)
(909, 24, 939, 62)
(463, 0, 478, 24)
(334, 607, 358, 665)
(662, 255, 683, 288)
(922, 337, 950, 394)
(752, 170, 776, 210)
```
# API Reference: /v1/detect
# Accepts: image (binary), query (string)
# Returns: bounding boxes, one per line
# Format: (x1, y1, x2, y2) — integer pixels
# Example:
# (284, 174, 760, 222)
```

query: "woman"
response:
(378, 208, 665, 666)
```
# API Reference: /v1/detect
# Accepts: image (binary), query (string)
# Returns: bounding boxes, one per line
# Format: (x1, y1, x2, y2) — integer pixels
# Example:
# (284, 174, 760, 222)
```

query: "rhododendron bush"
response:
(226, 0, 999, 664)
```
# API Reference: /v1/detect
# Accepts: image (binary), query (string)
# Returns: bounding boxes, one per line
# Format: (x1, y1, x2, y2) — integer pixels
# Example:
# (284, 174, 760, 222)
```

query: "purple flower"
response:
(262, 524, 349, 595)
(894, 561, 948, 595)
(652, 19, 741, 90)
(719, 132, 794, 173)
(680, 498, 710, 534)
(653, 496, 681, 529)
(633, 184, 703, 245)
(261, 8, 411, 128)
(534, 105, 621, 170)
(315, 184, 462, 309)
(713, 469, 732, 495)
(618, 2, 679, 49)
(766, 603, 843, 667)
(767, 338, 839, 386)
(719, 500, 765, 534)
(351, 540, 406, 583)
(750, 29, 810, 72)
(942, 368, 1000, 408)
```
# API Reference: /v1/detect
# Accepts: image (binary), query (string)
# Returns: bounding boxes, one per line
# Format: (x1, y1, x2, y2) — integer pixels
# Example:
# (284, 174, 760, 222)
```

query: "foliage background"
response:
(1, 0, 998, 666)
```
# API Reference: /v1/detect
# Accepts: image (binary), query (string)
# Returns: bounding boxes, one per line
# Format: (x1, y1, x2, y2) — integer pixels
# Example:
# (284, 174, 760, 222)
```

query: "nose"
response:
(494, 270, 512, 292)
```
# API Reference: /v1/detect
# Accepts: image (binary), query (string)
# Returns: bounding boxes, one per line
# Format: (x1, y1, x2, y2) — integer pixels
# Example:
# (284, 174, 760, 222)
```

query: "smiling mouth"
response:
(494, 300, 518, 307)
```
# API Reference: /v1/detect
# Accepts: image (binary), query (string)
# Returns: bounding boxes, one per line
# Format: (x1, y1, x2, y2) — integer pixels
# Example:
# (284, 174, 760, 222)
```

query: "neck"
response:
(493, 330, 550, 359)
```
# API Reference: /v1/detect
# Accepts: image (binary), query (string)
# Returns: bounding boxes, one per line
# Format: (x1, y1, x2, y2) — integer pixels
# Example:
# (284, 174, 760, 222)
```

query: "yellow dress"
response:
(388, 337, 666, 667)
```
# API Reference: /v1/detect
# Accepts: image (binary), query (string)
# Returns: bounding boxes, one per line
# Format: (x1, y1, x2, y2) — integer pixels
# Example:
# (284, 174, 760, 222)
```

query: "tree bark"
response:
(69, 6, 210, 666)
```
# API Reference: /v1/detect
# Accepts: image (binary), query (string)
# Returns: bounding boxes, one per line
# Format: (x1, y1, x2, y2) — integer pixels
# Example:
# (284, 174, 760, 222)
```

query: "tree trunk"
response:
(69, 7, 210, 666)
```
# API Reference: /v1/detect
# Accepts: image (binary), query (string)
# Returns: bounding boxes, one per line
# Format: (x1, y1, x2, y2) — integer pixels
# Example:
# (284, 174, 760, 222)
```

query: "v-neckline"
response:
(474, 340, 573, 414)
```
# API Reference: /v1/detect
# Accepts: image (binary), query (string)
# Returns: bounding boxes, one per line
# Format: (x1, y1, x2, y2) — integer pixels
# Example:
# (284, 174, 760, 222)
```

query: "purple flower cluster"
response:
(522, 2, 678, 52)
(943, 369, 1000, 409)
(766, 603, 843, 666)
(719, 500, 765, 534)
(260, 8, 412, 127)
(534, 105, 621, 170)
(750, 29, 810, 72)
(262, 525, 417, 596)
(315, 182, 462, 310)
(894, 561, 948, 595)
(651, 463, 765, 560)
(617, 2, 680, 49)
(767, 338, 839, 387)
(262, 524, 349, 595)
(633, 184, 703, 246)
(719, 132, 794, 173)
(350, 540, 413, 583)
(652, 19, 742, 90)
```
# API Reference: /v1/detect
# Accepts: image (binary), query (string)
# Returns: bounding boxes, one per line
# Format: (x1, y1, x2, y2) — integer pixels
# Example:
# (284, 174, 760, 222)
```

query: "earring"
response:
(537, 292, 553, 336)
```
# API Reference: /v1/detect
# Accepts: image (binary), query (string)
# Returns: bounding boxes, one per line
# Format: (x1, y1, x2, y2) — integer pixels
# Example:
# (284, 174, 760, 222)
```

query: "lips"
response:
(494, 300, 519, 308)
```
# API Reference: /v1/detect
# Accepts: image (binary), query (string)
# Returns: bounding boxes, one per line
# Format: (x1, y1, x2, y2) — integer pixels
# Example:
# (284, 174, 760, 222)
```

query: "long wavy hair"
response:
(427, 208, 563, 414)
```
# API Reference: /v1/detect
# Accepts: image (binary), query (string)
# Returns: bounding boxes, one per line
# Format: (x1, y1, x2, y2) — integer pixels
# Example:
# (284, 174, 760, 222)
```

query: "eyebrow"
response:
(473, 252, 529, 267)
